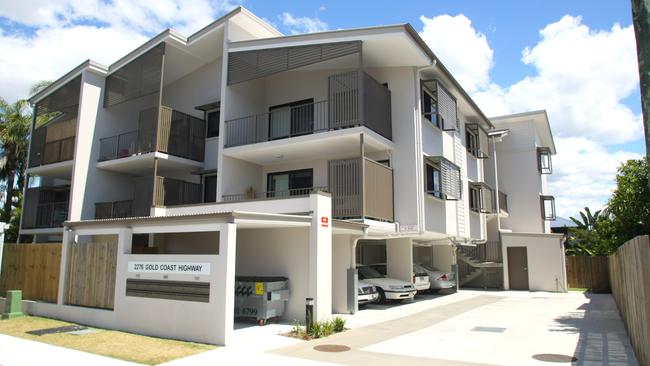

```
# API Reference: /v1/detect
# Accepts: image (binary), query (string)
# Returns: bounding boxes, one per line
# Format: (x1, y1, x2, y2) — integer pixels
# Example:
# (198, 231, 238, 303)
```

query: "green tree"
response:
(0, 98, 31, 227)
(607, 158, 650, 244)
(570, 207, 604, 231)
(566, 207, 618, 256)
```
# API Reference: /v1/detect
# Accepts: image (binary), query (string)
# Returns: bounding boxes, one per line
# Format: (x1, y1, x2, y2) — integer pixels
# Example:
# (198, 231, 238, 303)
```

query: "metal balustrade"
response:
(98, 106, 205, 162)
(224, 70, 392, 148)
(221, 186, 329, 203)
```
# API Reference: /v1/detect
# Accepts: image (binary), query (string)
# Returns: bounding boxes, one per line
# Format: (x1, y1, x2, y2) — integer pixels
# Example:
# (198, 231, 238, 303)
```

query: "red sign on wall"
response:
(321, 216, 329, 228)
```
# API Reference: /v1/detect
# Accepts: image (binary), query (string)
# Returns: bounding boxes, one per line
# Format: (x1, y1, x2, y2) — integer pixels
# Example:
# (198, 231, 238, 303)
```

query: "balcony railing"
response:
(224, 70, 392, 148)
(222, 186, 328, 203)
(22, 187, 70, 229)
(221, 157, 394, 222)
(94, 200, 133, 219)
(458, 241, 502, 263)
(153, 176, 202, 207)
(498, 191, 508, 213)
(99, 106, 205, 162)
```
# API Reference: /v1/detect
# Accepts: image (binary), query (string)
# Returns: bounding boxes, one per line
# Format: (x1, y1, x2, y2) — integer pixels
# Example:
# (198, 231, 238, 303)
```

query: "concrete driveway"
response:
(270, 290, 638, 366)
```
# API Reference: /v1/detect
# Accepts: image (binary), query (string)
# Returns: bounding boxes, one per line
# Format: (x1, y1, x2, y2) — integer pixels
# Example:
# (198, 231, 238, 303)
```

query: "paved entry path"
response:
(270, 292, 638, 366)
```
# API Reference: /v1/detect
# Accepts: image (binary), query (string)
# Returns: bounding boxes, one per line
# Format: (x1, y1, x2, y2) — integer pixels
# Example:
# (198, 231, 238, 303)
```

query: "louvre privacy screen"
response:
(227, 41, 361, 85)
(426, 156, 462, 200)
(436, 82, 457, 131)
(104, 43, 165, 107)
(30, 76, 81, 168)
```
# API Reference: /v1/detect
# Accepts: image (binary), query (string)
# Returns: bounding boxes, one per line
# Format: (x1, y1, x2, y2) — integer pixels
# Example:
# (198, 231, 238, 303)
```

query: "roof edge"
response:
(29, 59, 108, 104)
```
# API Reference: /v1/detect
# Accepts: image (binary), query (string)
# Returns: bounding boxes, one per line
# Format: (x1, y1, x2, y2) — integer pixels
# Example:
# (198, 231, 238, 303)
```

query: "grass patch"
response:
(0, 315, 216, 365)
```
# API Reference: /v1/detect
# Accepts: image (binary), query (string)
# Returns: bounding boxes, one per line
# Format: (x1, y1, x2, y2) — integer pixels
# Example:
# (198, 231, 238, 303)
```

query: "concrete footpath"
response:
(0, 291, 639, 366)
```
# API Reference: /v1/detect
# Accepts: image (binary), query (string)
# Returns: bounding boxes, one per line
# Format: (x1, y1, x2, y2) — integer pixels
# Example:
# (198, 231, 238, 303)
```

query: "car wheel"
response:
(377, 288, 387, 304)
(429, 288, 440, 294)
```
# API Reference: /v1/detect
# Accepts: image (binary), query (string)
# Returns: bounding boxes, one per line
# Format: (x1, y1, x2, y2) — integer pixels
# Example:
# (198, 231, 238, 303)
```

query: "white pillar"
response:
(386, 237, 413, 282)
(215, 223, 237, 345)
(69, 70, 104, 221)
(309, 192, 332, 321)
(57, 228, 74, 305)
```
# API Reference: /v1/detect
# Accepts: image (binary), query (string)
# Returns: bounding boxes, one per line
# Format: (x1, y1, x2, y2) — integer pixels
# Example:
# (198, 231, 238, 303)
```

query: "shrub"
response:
(332, 316, 346, 332)
(309, 321, 323, 338)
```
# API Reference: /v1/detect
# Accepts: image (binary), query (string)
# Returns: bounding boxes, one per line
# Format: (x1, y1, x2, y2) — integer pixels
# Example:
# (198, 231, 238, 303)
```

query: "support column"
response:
(386, 237, 413, 283)
(215, 223, 237, 345)
(309, 192, 332, 321)
(57, 228, 74, 305)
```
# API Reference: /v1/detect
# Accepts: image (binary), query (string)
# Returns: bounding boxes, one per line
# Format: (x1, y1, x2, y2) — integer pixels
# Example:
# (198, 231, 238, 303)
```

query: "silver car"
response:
(413, 263, 456, 291)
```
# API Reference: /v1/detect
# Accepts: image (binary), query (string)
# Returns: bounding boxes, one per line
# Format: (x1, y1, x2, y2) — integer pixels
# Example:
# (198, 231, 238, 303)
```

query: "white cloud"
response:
(552, 137, 641, 217)
(279, 12, 328, 35)
(419, 14, 493, 93)
(418, 13, 643, 218)
(0, 0, 238, 102)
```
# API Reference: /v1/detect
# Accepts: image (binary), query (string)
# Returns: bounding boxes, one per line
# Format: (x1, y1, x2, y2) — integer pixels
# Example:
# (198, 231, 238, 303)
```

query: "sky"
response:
(0, 0, 644, 219)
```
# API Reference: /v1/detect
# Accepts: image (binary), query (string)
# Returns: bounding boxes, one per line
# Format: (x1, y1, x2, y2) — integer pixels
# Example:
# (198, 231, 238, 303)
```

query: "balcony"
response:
(221, 157, 394, 222)
(94, 176, 202, 219)
(224, 70, 392, 149)
(29, 121, 76, 170)
(99, 105, 205, 163)
(21, 186, 70, 229)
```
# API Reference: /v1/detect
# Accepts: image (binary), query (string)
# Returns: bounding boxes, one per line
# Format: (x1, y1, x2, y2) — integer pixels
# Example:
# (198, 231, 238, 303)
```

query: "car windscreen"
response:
(357, 266, 383, 279)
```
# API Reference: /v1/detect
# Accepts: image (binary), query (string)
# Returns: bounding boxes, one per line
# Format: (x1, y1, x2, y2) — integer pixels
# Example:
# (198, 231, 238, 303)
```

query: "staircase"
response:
(457, 241, 504, 288)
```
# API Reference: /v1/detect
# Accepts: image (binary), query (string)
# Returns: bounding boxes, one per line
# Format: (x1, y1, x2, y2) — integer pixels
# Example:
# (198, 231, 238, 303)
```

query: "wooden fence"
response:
(609, 235, 650, 366)
(65, 241, 117, 309)
(0, 243, 62, 303)
(565, 255, 611, 293)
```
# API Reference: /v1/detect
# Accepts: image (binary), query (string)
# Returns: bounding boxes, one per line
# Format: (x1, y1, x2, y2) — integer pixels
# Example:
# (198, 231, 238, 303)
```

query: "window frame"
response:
(421, 84, 442, 130)
(540, 195, 556, 220)
(469, 185, 481, 212)
(203, 174, 217, 203)
(268, 98, 315, 140)
(425, 162, 442, 199)
(266, 168, 314, 197)
(205, 109, 220, 138)
(466, 128, 479, 158)
(537, 147, 553, 174)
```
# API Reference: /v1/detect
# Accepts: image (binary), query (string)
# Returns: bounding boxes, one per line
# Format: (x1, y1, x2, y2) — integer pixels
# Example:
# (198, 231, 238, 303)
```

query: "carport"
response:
(25, 193, 346, 346)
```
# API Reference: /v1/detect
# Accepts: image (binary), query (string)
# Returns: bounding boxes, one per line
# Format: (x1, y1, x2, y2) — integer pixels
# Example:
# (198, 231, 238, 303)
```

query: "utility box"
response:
(234, 276, 289, 325)
(2, 290, 24, 320)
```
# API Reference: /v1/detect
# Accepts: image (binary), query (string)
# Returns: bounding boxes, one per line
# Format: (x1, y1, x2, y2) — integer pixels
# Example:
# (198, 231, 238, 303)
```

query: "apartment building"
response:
(16, 7, 563, 345)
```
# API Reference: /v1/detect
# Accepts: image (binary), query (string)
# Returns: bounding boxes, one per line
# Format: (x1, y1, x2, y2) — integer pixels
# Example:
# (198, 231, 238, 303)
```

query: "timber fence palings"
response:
(608, 235, 650, 366)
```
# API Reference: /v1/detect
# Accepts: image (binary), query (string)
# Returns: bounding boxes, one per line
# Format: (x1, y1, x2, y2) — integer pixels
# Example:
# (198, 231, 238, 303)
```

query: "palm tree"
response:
(570, 207, 603, 231)
(0, 97, 31, 224)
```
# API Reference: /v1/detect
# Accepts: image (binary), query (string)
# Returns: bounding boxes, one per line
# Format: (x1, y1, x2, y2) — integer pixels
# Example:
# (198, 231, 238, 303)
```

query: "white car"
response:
(356, 264, 417, 302)
(357, 281, 379, 305)
(413, 263, 457, 291)
(368, 263, 431, 292)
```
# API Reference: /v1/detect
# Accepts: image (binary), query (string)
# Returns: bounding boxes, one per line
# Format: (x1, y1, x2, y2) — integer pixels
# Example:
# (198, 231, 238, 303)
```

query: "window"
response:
(267, 169, 313, 197)
(466, 129, 478, 157)
(269, 98, 314, 140)
(206, 110, 220, 138)
(203, 175, 217, 203)
(538, 147, 552, 174)
(425, 163, 442, 198)
(469, 186, 481, 212)
(541, 195, 556, 220)
(422, 87, 441, 129)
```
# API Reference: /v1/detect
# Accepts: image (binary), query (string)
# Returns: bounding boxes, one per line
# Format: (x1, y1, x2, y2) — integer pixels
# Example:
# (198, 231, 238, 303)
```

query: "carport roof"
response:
(64, 211, 368, 232)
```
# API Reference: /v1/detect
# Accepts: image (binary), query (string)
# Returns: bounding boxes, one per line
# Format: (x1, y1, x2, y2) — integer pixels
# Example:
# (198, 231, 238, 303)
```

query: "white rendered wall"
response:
(162, 59, 222, 119)
(332, 234, 353, 314)
(493, 120, 545, 233)
(431, 244, 455, 272)
(386, 237, 413, 282)
(236, 227, 309, 321)
(501, 233, 567, 292)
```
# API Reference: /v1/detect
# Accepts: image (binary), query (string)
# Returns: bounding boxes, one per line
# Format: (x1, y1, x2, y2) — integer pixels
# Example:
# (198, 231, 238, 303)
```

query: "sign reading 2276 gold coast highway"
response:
(127, 261, 211, 275)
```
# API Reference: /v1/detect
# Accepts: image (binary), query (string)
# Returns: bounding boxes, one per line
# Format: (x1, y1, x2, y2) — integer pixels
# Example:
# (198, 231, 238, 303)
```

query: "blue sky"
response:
(0, 0, 644, 218)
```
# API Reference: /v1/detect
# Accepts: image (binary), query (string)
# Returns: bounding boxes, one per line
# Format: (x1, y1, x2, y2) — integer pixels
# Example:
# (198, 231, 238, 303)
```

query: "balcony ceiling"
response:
(96, 152, 203, 176)
(163, 27, 224, 86)
(223, 126, 392, 166)
(27, 160, 74, 180)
